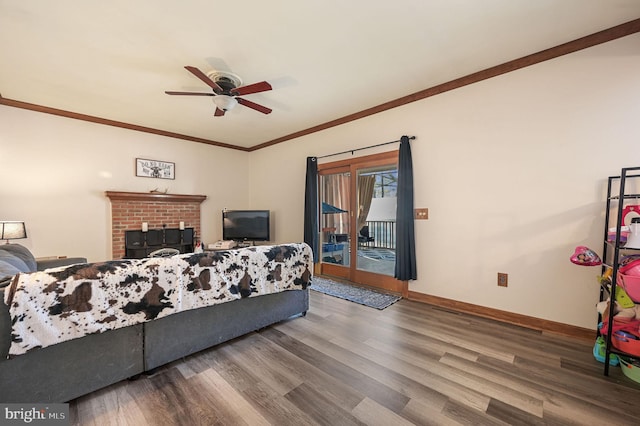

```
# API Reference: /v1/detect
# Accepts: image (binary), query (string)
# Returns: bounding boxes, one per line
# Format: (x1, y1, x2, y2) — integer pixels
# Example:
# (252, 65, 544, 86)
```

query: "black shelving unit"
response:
(601, 166, 640, 375)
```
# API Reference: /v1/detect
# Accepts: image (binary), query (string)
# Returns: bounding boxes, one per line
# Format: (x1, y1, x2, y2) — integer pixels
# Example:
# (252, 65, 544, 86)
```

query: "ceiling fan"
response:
(165, 66, 273, 117)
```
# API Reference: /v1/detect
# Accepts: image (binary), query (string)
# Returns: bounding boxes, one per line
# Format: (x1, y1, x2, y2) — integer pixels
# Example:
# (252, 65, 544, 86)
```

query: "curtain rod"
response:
(317, 135, 415, 159)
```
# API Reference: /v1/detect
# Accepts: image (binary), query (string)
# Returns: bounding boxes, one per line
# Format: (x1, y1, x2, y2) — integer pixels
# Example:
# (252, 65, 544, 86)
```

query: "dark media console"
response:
(124, 227, 194, 259)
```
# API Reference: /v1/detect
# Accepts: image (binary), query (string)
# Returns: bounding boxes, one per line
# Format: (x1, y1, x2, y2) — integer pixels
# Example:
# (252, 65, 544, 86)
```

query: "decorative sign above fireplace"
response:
(135, 158, 175, 180)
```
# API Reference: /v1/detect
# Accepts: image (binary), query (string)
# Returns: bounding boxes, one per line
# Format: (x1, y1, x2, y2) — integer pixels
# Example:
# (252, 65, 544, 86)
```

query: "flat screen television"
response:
(222, 210, 270, 242)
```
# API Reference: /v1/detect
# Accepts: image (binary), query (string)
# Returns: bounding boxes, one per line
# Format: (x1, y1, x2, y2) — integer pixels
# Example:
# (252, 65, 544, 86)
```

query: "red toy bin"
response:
(600, 319, 640, 358)
(612, 330, 640, 358)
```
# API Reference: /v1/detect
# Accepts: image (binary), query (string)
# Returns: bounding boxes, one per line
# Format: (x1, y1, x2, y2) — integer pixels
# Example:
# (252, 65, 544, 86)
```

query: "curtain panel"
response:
(322, 173, 351, 234)
(394, 136, 417, 280)
(357, 175, 376, 231)
(304, 157, 319, 262)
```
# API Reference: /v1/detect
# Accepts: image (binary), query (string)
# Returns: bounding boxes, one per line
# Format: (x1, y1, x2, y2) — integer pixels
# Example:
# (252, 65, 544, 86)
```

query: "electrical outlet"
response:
(414, 208, 429, 220)
(497, 273, 508, 287)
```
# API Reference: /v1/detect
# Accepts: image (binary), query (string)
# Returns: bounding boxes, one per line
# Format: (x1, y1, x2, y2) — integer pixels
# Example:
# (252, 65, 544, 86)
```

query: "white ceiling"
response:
(1, 1, 639, 149)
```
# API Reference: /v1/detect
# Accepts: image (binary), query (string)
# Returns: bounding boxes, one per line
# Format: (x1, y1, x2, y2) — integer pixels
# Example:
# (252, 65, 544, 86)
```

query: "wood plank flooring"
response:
(69, 290, 640, 425)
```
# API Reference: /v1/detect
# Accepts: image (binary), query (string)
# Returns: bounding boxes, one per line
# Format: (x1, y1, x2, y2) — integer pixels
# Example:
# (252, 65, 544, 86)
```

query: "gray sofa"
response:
(0, 244, 310, 403)
(0, 243, 87, 288)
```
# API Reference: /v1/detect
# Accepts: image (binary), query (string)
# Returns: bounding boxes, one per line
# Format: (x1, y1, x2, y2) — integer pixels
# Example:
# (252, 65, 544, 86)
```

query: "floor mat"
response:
(310, 276, 401, 310)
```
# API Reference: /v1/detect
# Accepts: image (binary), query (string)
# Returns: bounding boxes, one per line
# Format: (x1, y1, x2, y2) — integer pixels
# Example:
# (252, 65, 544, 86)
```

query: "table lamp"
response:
(0, 221, 27, 244)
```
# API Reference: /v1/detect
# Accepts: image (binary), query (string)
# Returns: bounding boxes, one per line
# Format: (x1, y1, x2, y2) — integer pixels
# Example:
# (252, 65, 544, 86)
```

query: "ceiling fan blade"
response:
(214, 108, 226, 117)
(184, 66, 223, 94)
(165, 91, 215, 96)
(236, 97, 272, 114)
(231, 81, 272, 96)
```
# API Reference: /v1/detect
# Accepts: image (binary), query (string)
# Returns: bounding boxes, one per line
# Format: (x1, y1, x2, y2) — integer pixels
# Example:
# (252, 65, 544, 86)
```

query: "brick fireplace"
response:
(106, 191, 207, 259)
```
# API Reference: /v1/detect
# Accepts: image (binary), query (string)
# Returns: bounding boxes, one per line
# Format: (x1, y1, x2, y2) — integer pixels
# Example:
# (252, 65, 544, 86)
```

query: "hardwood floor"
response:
(70, 291, 640, 425)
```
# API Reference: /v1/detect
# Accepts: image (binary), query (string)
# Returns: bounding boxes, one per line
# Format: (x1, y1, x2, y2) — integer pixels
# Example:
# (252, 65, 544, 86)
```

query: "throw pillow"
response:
(0, 259, 21, 288)
(0, 243, 37, 272)
(0, 251, 30, 273)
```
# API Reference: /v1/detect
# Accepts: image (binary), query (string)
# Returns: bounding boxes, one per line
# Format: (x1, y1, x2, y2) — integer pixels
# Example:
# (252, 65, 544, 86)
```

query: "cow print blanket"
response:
(4, 243, 312, 357)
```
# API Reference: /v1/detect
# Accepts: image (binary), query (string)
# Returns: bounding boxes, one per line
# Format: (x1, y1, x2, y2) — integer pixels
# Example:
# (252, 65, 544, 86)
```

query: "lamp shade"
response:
(0, 221, 27, 242)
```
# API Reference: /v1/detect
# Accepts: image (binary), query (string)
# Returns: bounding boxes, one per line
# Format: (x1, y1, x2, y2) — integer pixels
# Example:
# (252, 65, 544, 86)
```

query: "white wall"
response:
(248, 34, 640, 329)
(0, 107, 250, 262)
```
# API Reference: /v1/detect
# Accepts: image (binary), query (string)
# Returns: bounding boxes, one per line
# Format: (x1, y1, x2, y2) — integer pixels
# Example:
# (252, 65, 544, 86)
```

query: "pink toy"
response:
(570, 246, 602, 266)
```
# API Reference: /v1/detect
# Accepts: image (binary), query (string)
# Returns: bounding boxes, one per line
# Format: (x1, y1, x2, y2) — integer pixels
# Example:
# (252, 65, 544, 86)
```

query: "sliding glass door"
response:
(318, 151, 404, 293)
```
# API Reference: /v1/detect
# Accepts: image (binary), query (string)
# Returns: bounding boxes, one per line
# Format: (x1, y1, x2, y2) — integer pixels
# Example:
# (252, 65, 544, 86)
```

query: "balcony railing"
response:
(363, 220, 396, 249)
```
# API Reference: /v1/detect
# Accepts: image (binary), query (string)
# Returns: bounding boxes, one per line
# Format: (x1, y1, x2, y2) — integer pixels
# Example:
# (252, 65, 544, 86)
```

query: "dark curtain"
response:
(304, 157, 319, 262)
(395, 136, 417, 280)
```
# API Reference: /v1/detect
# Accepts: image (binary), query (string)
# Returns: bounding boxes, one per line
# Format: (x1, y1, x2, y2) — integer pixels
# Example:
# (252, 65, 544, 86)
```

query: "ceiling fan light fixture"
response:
(167, 66, 272, 116)
(213, 95, 238, 111)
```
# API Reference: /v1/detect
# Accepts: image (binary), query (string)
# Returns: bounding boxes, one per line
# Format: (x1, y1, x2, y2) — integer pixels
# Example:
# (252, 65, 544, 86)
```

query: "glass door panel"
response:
(320, 171, 351, 269)
(356, 166, 397, 276)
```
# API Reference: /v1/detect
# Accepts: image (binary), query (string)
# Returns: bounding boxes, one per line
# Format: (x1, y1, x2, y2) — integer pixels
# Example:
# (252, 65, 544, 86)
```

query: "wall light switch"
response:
(414, 208, 429, 220)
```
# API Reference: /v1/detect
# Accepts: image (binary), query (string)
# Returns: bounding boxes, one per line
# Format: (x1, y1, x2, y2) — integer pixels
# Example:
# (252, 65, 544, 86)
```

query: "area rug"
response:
(310, 276, 401, 310)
